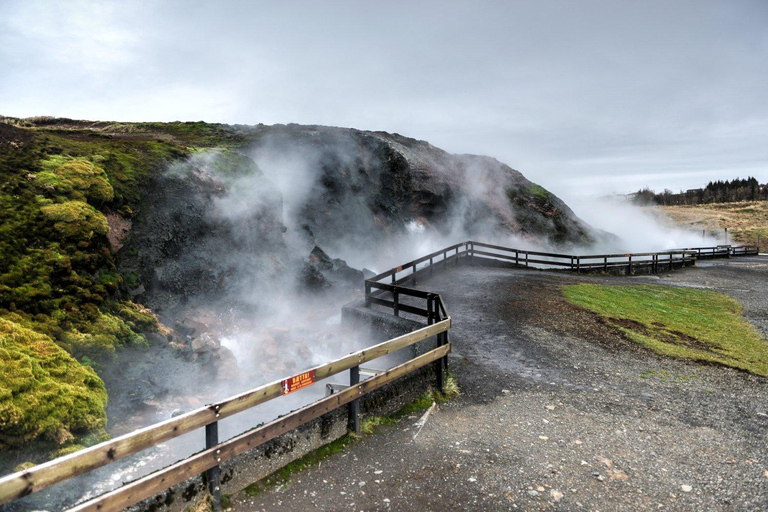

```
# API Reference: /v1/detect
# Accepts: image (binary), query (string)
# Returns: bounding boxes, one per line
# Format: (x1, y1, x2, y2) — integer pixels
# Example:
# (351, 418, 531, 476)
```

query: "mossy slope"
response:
(0, 121, 235, 447)
(0, 318, 107, 447)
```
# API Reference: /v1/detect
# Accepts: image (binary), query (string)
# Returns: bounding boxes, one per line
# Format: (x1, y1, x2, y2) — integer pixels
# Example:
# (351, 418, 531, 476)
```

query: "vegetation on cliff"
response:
(0, 318, 107, 447)
(0, 122, 199, 447)
(0, 116, 598, 450)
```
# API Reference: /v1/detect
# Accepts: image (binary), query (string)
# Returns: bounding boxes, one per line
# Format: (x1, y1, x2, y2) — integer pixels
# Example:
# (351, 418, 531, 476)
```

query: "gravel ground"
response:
(229, 257, 768, 511)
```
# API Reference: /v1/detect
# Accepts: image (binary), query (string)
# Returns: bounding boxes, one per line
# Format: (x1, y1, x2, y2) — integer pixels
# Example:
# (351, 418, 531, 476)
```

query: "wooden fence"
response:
(0, 315, 451, 511)
(363, 241, 760, 311)
(1, 238, 758, 511)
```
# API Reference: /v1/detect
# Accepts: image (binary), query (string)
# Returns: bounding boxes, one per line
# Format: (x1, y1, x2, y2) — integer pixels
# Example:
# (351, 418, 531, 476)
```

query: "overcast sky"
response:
(1, 0, 766, 198)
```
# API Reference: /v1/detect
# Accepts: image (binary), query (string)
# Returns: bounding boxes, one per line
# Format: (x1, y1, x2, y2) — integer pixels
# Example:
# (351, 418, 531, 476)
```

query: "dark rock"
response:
(301, 245, 364, 292)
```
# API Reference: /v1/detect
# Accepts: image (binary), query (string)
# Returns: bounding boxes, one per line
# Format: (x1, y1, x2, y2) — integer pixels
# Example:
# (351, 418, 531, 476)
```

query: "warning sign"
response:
(282, 370, 316, 395)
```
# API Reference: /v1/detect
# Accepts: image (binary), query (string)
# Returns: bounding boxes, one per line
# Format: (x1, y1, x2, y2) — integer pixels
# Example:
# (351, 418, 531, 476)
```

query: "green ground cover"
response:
(0, 123, 215, 448)
(563, 283, 768, 377)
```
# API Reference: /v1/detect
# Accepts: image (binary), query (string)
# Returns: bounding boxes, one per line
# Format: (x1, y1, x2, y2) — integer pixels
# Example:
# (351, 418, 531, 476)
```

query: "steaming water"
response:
(4, 300, 411, 512)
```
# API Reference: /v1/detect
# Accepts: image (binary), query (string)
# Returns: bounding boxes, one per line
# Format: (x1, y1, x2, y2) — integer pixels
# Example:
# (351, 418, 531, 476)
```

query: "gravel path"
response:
(229, 257, 768, 511)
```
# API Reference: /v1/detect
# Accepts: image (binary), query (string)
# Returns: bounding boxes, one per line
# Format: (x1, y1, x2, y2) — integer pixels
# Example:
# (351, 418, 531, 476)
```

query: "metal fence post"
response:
(349, 366, 360, 434)
(205, 417, 221, 509)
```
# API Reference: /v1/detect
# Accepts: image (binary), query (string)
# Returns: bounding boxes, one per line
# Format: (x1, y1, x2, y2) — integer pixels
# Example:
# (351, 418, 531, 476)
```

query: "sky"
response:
(1, 0, 767, 199)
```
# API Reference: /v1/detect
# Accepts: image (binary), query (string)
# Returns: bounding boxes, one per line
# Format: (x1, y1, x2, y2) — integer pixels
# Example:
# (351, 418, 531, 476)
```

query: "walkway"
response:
(230, 258, 768, 511)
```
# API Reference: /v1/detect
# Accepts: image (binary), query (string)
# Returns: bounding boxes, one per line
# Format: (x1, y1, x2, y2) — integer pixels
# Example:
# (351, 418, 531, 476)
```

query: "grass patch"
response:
(563, 283, 768, 377)
(656, 201, 768, 246)
(243, 434, 356, 497)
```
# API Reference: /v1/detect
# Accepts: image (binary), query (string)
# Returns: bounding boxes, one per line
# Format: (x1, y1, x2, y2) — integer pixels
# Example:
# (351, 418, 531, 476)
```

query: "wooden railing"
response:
(362, 241, 760, 313)
(676, 245, 759, 259)
(2, 238, 759, 511)
(0, 318, 451, 511)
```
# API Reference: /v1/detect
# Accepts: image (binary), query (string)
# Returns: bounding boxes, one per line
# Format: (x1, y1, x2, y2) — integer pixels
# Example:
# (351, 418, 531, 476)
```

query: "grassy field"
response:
(563, 283, 768, 377)
(648, 201, 768, 247)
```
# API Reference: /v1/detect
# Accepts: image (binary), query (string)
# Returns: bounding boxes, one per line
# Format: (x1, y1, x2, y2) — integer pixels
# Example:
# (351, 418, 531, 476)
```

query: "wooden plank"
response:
(366, 282, 431, 298)
(69, 344, 451, 512)
(470, 249, 523, 263)
(367, 297, 429, 317)
(0, 319, 449, 505)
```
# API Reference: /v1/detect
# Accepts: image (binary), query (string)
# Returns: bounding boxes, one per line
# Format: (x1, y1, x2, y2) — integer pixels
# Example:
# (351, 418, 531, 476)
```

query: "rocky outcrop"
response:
(123, 149, 288, 314)
(300, 245, 365, 292)
(242, 124, 595, 256)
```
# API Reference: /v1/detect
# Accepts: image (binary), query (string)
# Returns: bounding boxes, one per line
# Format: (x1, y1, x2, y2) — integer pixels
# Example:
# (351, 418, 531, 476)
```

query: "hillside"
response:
(647, 201, 768, 247)
(0, 117, 602, 455)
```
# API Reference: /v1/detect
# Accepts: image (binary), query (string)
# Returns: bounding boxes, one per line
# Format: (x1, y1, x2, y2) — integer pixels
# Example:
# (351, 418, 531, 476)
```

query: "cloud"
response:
(1, 0, 766, 197)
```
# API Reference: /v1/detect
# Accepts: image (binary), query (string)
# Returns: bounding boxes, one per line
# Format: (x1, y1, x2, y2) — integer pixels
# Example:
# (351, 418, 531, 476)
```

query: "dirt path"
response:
(229, 258, 768, 511)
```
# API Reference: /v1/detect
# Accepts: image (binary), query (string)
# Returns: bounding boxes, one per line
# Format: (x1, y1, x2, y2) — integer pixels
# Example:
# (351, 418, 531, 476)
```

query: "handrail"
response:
(2, 236, 758, 510)
(0, 318, 451, 509)
(363, 240, 758, 316)
(69, 344, 451, 512)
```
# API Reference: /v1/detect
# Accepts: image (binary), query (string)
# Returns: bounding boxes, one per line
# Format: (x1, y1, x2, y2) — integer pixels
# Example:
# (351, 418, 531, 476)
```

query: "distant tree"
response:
(631, 176, 767, 206)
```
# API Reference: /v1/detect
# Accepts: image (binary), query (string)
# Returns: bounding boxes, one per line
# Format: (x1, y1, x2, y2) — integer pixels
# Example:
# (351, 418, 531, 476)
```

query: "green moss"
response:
(563, 283, 768, 376)
(0, 121, 241, 446)
(41, 201, 109, 240)
(528, 183, 551, 203)
(0, 318, 107, 447)
(36, 155, 114, 203)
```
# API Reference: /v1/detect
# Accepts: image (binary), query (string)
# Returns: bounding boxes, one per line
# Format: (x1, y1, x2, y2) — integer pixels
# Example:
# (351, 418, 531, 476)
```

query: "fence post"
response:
(393, 289, 399, 317)
(525, 252, 529, 267)
(603, 256, 607, 272)
(427, 294, 434, 326)
(412, 263, 417, 286)
(627, 255, 632, 275)
(430, 257, 434, 275)
(669, 253, 673, 270)
(456, 247, 459, 265)
(364, 281, 371, 308)
(576, 256, 581, 273)
(515, 250, 519, 265)
(349, 366, 360, 434)
(434, 308, 445, 395)
(205, 418, 221, 509)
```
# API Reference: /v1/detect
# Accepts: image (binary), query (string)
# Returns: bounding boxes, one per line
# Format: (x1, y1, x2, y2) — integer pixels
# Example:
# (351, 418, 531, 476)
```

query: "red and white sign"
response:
(282, 370, 316, 395)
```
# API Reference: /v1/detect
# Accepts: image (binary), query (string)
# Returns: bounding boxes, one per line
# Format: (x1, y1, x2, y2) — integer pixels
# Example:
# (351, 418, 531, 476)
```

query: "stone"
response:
(681, 485, 693, 493)
(550, 490, 564, 502)
(608, 469, 629, 481)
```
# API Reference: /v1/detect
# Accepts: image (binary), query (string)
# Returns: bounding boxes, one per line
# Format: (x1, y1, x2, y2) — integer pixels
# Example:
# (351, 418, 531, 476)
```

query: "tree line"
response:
(631, 177, 768, 206)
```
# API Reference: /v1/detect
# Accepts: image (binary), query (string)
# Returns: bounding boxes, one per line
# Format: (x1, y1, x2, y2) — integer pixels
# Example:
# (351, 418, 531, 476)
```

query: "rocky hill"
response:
(0, 117, 600, 456)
